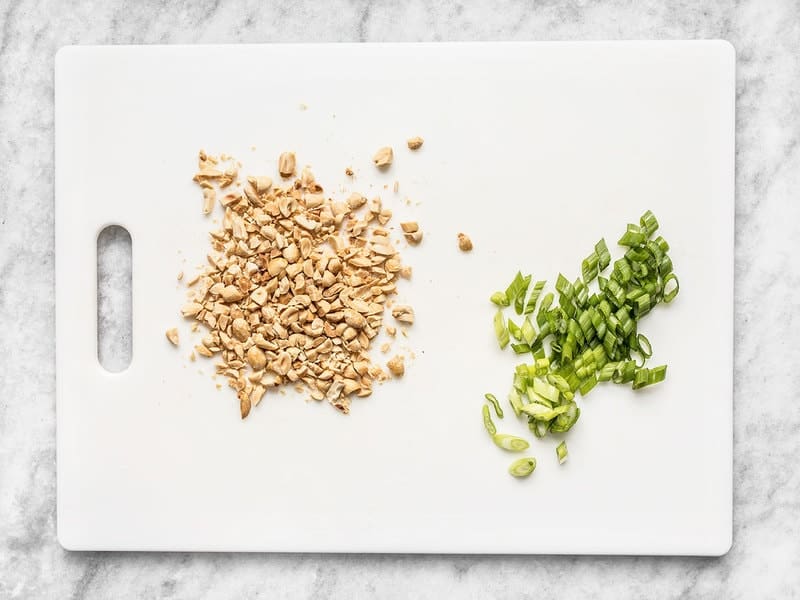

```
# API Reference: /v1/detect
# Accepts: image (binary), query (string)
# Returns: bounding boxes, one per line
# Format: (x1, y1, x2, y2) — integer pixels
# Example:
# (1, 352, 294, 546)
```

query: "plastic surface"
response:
(55, 42, 734, 554)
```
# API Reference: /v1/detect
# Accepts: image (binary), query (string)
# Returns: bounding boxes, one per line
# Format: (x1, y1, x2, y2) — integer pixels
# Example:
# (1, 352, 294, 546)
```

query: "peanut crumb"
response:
(345, 167, 354, 177)
(372, 146, 393, 168)
(400, 222, 422, 245)
(278, 152, 296, 178)
(165, 328, 180, 346)
(391, 305, 414, 324)
(380, 342, 391, 353)
(407, 136, 424, 150)
(457, 232, 473, 252)
(177, 271, 184, 281)
(387, 355, 405, 377)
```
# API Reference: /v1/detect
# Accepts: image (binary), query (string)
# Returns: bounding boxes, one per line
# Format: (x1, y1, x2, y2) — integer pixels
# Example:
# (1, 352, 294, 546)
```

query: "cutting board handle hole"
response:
(97, 225, 132, 372)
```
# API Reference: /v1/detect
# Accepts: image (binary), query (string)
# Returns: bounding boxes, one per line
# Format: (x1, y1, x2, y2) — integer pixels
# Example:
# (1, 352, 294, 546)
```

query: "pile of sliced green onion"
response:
(483, 210, 679, 475)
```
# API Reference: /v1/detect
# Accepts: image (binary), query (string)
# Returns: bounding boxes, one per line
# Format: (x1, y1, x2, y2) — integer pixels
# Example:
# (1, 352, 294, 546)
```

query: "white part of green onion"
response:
(556, 441, 568, 464)
(508, 457, 537, 477)
(492, 433, 530, 452)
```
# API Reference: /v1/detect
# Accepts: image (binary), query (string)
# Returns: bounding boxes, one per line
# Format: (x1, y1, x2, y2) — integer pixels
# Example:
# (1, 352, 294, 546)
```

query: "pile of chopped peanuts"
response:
(178, 149, 419, 418)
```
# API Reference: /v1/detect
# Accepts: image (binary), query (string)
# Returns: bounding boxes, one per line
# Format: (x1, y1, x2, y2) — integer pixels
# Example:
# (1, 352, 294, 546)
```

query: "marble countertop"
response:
(1, 0, 799, 598)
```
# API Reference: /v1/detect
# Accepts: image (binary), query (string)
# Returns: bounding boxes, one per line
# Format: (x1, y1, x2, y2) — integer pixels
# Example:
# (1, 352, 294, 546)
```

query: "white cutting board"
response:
(55, 42, 734, 554)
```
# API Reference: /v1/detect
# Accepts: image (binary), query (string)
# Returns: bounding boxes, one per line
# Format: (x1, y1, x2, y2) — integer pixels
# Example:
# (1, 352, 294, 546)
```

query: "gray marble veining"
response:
(1, 0, 799, 598)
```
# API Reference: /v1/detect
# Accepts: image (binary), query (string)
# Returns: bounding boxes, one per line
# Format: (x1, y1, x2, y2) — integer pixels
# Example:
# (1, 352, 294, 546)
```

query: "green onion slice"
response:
(549, 402, 580, 433)
(632, 364, 667, 389)
(663, 273, 679, 303)
(506, 272, 531, 315)
(529, 418, 550, 439)
(640, 210, 659, 236)
(492, 433, 530, 452)
(508, 457, 537, 477)
(508, 389, 523, 417)
(520, 403, 569, 421)
(556, 441, 568, 464)
(484, 393, 504, 418)
(532, 378, 560, 404)
(494, 310, 509, 349)
(490, 291, 510, 307)
(523, 280, 546, 315)
(521, 317, 537, 345)
(637, 334, 652, 358)
(507, 318, 522, 341)
(595, 238, 611, 270)
(482, 404, 496, 435)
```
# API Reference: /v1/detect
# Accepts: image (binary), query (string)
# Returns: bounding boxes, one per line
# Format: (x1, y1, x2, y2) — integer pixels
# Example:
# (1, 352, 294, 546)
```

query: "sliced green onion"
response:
(625, 247, 649, 265)
(556, 441, 568, 464)
(533, 357, 550, 376)
(640, 210, 659, 236)
(508, 389, 523, 417)
(574, 277, 588, 307)
(505, 272, 531, 315)
(494, 310, 509, 349)
(598, 361, 617, 382)
(508, 457, 537, 477)
(618, 223, 646, 247)
(523, 280, 546, 314)
(515, 280, 531, 315)
(532, 378, 559, 404)
(637, 334, 652, 358)
(612, 360, 637, 384)
(559, 293, 576, 318)
(521, 317, 537, 345)
(650, 364, 667, 383)
(663, 273, 679, 303)
(484, 393, 504, 418)
(632, 364, 667, 389)
(536, 293, 554, 327)
(556, 273, 574, 299)
(492, 433, 530, 452)
(546, 373, 570, 393)
(507, 318, 522, 341)
(605, 278, 625, 307)
(490, 291, 510, 307)
(482, 404, 496, 435)
(582, 252, 599, 282)
(653, 235, 670, 253)
(659, 255, 674, 276)
(528, 417, 550, 438)
(613, 258, 633, 284)
(577, 310, 594, 341)
(520, 402, 568, 421)
(549, 402, 580, 433)
(485, 210, 677, 470)
(595, 238, 611, 270)
(527, 385, 550, 408)
(578, 373, 598, 396)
